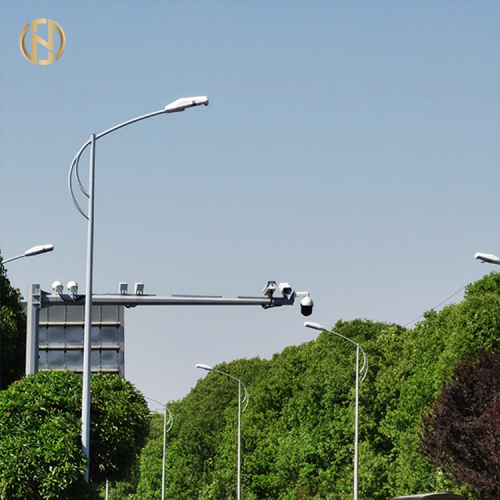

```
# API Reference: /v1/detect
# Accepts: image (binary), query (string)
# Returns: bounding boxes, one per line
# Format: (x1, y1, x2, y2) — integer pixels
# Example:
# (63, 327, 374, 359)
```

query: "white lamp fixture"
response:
(165, 96, 209, 113)
(195, 363, 213, 371)
(3, 244, 54, 264)
(474, 252, 500, 265)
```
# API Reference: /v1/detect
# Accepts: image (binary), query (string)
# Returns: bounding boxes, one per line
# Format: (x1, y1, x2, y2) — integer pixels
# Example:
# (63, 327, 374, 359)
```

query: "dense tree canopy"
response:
(110, 272, 499, 500)
(420, 349, 500, 500)
(2, 271, 494, 499)
(0, 255, 26, 389)
(0, 371, 150, 499)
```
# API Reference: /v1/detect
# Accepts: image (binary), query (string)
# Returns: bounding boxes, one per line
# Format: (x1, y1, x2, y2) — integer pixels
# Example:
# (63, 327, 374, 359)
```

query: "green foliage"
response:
(112, 272, 499, 500)
(0, 371, 89, 499)
(89, 373, 151, 483)
(0, 371, 150, 499)
(420, 349, 500, 500)
(0, 256, 27, 389)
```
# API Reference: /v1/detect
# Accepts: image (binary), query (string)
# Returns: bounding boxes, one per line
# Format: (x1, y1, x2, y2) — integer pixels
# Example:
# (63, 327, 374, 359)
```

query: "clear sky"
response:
(1, 0, 499, 408)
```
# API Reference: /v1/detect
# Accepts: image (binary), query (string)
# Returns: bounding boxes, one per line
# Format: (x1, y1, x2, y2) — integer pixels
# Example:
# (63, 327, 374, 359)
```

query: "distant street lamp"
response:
(1, 243, 53, 390)
(474, 252, 500, 265)
(196, 364, 249, 500)
(304, 322, 368, 500)
(69, 96, 208, 481)
(146, 397, 173, 500)
(3, 244, 54, 264)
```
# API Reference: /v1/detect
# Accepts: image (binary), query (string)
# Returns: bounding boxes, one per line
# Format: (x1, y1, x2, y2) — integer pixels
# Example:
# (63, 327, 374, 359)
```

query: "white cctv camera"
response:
(300, 295, 314, 317)
(52, 281, 63, 294)
(263, 281, 277, 298)
(67, 281, 78, 296)
(278, 282, 292, 297)
(134, 283, 144, 295)
(119, 282, 128, 294)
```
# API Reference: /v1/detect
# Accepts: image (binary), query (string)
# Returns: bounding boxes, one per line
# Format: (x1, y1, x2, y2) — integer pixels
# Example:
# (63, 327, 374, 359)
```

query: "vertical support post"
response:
(162, 405, 166, 500)
(26, 284, 41, 375)
(354, 344, 359, 500)
(82, 133, 96, 482)
(237, 380, 241, 500)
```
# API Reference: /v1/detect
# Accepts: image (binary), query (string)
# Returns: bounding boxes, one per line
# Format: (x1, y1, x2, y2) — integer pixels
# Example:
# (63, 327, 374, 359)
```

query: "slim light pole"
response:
(161, 404, 173, 500)
(69, 97, 208, 481)
(3, 244, 54, 264)
(196, 364, 249, 500)
(145, 397, 173, 500)
(304, 322, 368, 500)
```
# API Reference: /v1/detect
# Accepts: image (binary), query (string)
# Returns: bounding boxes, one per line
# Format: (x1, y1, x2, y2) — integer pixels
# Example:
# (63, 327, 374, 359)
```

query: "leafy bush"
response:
(0, 371, 150, 499)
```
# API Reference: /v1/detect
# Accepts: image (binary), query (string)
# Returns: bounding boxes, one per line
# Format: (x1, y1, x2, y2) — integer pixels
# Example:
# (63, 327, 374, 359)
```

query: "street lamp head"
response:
(304, 321, 326, 332)
(24, 244, 54, 257)
(474, 252, 500, 265)
(3, 243, 54, 264)
(196, 363, 213, 371)
(165, 96, 209, 113)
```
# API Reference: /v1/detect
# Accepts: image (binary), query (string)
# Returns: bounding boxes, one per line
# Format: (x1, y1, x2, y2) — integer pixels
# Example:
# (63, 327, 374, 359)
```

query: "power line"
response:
(403, 285, 466, 327)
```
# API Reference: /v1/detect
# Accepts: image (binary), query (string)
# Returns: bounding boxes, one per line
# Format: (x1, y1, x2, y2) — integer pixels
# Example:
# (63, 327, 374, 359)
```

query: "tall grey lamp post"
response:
(145, 397, 173, 500)
(196, 364, 249, 500)
(3, 244, 54, 264)
(161, 403, 173, 500)
(68, 96, 208, 481)
(304, 322, 368, 500)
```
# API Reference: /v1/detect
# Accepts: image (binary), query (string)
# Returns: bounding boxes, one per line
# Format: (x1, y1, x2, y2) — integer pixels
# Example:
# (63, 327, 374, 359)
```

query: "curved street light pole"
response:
(162, 404, 173, 500)
(304, 322, 368, 500)
(196, 364, 249, 500)
(146, 397, 173, 500)
(69, 97, 208, 481)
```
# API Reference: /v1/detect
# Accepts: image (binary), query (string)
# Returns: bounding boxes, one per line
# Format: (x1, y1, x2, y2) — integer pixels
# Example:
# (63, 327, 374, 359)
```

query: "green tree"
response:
(0, 370, 150, 499)
(122, 272, 500, 500)
(420, 349, 500, 500)
(383, 272, 499, 497)
(0, 255, 26, 390)
(89, 373, 151, 483)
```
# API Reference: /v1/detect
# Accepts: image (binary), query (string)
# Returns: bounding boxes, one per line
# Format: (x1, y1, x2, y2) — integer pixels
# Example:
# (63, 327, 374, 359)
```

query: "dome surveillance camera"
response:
(300, 296, 314, 317)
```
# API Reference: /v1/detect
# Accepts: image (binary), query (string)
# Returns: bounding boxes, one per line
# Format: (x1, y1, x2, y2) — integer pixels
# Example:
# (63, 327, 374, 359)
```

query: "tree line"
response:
(115, 272, 500, 500)
(0, 253, 498, 499)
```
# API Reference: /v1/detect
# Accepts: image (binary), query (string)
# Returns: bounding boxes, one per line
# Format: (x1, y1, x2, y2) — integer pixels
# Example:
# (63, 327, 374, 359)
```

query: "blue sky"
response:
(1, 0, 499, 406)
